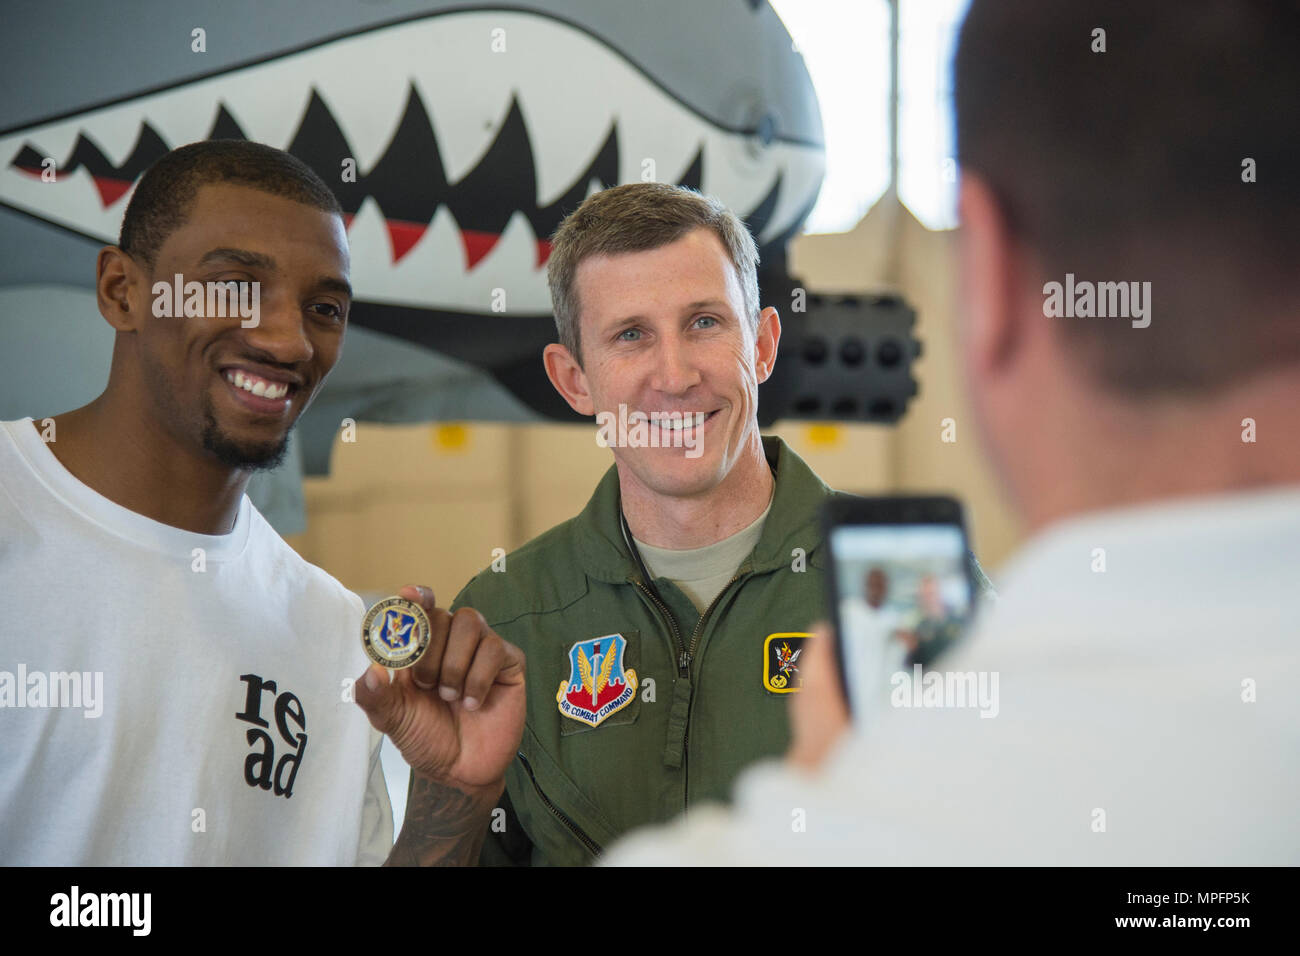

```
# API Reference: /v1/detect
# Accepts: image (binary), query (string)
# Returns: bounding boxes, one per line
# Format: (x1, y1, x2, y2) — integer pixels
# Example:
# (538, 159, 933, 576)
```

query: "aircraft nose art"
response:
(1, 10, 824, 322)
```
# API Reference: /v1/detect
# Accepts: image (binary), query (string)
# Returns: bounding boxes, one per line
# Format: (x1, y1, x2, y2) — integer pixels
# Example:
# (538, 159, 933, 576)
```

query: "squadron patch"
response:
(362, 597, 431, 669)
(764, 632, 814, 693)
(556, 633, 638, 728)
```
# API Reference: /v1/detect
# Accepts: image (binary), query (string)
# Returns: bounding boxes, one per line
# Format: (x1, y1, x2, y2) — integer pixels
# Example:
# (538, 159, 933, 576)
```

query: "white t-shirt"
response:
(602, 485, 1300, 865)
(0, 418, 393, 865)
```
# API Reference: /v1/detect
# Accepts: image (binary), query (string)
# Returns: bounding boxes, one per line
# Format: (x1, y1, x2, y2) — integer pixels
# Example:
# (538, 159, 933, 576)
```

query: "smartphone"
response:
(822, 495, 976, 720)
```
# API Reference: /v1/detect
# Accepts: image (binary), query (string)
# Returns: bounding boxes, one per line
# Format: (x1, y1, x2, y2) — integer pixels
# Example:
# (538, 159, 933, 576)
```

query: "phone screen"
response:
(829, 522, 973, 718)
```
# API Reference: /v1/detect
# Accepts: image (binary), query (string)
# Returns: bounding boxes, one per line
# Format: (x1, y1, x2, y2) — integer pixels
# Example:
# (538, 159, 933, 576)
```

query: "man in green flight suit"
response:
(449, 182, 992, 865)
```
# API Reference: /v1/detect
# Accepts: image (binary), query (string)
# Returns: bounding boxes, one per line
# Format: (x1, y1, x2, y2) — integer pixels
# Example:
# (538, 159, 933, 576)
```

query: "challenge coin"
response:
(362, 596, 431, 669)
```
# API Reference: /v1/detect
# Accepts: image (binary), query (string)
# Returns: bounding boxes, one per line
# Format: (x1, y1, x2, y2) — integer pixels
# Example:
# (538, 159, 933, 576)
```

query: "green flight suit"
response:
(449, 436, 992, 865)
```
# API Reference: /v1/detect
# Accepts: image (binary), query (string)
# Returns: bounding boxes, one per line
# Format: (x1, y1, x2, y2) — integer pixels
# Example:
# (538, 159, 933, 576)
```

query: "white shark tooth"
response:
(614, 76, 707, 191)
(308, 68, 412, 174)
(410, 12, 523, 185)
(508, 16, 620, 208)
(758, 145, 826, 243)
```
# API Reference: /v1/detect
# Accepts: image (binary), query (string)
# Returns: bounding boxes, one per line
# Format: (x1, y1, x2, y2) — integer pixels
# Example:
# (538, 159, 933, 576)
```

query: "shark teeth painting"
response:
(0, 10, 824, 318)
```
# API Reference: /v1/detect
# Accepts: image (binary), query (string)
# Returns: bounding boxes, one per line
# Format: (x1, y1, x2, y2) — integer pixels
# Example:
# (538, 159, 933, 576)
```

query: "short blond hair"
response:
(546, 182, 760, 364)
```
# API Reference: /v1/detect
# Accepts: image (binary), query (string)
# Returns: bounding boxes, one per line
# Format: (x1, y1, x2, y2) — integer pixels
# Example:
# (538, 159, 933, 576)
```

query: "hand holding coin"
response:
(353, 585, 526, 794)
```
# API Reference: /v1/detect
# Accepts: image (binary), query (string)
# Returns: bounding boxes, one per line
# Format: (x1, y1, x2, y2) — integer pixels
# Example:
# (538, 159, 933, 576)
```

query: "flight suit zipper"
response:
(678, 567, 750, 808)
(685, 567, 750, 668)
(516, 751, 602, 858)
(633, 567, 752, 810)
(632, 579, 688, 676)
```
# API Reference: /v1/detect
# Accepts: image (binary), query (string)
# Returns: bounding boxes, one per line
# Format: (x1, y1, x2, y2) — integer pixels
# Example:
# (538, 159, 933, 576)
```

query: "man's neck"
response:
(41, 393, 249, 535)
(619, 432, 775, 549)
(1021, 370, 1300, 533)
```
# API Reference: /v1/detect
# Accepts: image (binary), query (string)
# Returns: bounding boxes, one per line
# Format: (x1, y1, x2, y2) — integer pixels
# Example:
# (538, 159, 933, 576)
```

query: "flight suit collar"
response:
(574, 436, 834, 584)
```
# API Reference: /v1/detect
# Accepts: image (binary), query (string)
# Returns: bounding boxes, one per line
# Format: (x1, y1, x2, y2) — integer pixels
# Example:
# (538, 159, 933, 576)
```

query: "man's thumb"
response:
(353, 664, 399, 732)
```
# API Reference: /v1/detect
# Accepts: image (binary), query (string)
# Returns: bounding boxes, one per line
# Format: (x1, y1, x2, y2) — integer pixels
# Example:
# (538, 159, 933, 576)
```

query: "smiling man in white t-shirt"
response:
(0, 140, 525, 866)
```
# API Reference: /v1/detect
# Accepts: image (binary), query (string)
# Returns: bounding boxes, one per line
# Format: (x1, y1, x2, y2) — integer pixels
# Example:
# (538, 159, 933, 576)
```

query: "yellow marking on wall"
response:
(805, 424, 843, 448)
(434, 423, 470, 452)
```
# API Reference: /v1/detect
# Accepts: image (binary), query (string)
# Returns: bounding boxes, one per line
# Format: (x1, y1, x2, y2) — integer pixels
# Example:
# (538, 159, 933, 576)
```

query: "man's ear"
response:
(96, 246, 145, 333)
(754, 306, 781, 383)
(957, 172, 1026, 380)
(542, 343, 596, 416)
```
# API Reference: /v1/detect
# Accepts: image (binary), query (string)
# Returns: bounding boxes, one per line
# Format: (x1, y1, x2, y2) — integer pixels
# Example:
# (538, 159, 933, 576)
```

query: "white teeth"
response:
(224, 370, 289, 400)
(649, 413, 707, 430)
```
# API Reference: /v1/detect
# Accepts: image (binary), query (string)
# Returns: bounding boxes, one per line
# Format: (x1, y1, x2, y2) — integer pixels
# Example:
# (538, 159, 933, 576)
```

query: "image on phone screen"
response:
(830, 523, 973, 716)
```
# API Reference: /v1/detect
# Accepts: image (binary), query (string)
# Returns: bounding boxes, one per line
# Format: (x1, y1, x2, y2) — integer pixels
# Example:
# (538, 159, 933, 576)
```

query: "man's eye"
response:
(618, 328, 642, 342)
(694, 315, 719, 329)
(308, 303, 345, 322)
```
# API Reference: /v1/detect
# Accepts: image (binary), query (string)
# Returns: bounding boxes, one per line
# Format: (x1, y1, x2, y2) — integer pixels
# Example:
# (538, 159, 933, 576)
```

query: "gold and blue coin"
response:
(362, 596, 431, 669)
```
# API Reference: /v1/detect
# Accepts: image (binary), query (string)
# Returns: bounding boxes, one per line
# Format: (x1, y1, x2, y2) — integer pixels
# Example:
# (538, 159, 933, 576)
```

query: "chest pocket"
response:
(556, 628, 642, 737)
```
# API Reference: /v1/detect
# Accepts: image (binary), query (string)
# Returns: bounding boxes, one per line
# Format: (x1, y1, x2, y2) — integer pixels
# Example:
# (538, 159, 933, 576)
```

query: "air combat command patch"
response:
(764, 632, 814, 693)
(556, 633, 638, 728)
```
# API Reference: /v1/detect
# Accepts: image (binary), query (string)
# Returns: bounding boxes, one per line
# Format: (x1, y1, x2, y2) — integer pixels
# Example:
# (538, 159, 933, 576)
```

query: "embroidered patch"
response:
(556, 633, 638, 727)
(764, 632, 814, 693)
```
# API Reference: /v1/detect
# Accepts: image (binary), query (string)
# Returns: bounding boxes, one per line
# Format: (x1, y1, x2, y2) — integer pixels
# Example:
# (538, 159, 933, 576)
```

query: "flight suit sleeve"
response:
(477, 782, 533, 866)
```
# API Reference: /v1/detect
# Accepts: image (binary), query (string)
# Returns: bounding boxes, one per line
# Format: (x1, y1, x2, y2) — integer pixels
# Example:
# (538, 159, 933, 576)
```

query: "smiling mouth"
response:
(219, 368, 301, 411)
(631, 410, 720, 432)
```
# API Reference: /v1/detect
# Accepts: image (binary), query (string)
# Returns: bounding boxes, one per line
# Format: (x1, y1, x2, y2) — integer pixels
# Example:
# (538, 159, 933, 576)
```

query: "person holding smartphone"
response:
(601, 0, 1300, 866)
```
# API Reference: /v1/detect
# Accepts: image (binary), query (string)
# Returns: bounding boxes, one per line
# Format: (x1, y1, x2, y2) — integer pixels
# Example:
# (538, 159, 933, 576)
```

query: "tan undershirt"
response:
(633, 498, 774, 613)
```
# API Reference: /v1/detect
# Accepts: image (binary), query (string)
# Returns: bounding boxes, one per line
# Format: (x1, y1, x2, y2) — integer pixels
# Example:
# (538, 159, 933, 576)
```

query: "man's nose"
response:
(238, 293, 313, 365)
(648, 334, 701, 395)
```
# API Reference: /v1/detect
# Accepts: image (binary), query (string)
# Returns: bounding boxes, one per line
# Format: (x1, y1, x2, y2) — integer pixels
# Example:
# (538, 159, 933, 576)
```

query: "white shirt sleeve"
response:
(354, 728, 395, 866)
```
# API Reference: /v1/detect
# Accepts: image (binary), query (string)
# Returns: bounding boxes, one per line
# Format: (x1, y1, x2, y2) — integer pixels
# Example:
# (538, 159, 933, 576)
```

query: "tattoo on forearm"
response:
(385, 777, 498, 867)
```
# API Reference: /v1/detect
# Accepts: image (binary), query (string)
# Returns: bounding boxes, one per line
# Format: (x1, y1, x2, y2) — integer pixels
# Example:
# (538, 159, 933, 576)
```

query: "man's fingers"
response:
(805, 622, 835, 681)
(787, 622, 850, 770)
(383, 588, 524, 710)
(436, 607, 489, 702)
(409, 605, 452, 690)
(460, 633, 506, 711)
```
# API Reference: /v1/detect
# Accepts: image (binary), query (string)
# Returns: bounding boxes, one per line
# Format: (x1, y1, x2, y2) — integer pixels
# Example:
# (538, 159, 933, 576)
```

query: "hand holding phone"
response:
(822, 495, 976, 723)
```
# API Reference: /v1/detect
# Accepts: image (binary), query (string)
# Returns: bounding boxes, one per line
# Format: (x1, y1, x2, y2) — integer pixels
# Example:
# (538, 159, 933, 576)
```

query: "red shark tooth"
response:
(535, 238, 553, 268)
(384, 219, 428, 262)
(459, 229, 500, 270)
(92, 176, 133, 206)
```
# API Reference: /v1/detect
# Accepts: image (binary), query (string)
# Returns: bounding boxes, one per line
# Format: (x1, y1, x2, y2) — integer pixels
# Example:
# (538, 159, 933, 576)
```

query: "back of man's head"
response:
(955, 0, 1300, 395)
